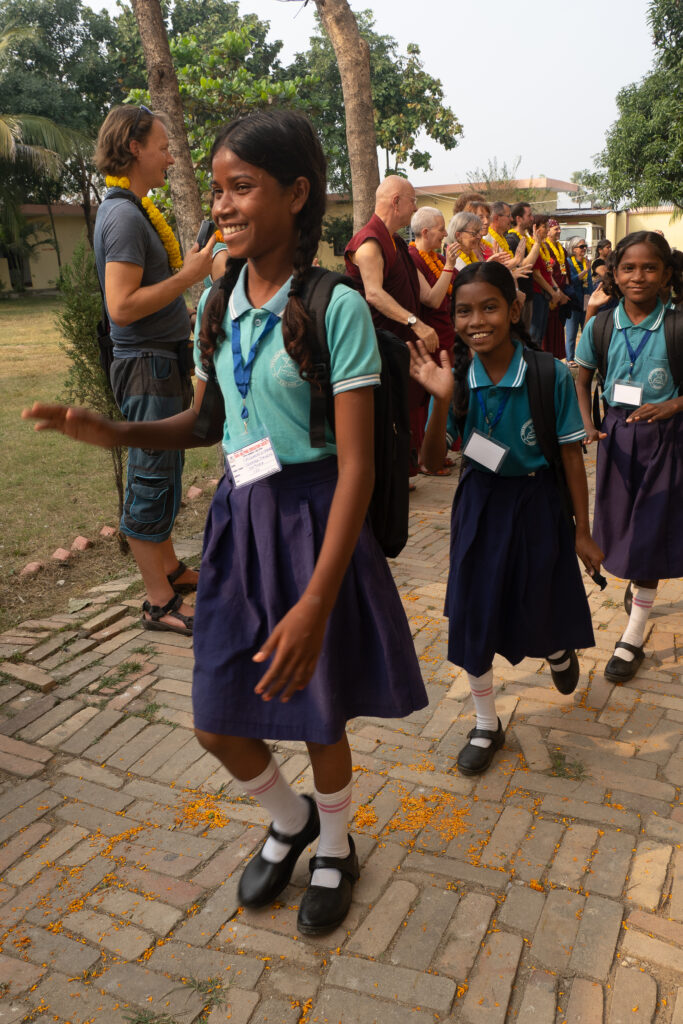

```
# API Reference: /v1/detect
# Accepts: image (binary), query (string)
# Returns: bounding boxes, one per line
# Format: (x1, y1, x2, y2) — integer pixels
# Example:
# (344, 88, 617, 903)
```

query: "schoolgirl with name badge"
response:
(409, 261, 602, 776)
(23, 110, 427, 936)
(575, 231, 683, 685)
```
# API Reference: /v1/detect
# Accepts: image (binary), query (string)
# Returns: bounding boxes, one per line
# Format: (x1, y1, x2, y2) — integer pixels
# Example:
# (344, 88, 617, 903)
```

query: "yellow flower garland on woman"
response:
(105, 175, 183, 271)
(409, 242, 453, 295)
(547, 238, 567, 274)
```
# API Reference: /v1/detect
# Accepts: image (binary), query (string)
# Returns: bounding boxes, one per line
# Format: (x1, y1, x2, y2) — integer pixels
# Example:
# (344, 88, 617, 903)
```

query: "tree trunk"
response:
(313, 0, 380, 231)
(44, 199, 61, 269)
(129, 0, 203, 271)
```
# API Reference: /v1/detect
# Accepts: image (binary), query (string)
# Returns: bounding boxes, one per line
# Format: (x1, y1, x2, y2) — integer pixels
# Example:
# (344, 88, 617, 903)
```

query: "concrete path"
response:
(0, 453, 682, 1024)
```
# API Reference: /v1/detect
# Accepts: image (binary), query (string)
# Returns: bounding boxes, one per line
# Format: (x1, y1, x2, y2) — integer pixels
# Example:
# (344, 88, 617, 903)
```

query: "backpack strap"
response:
(663, 305, 683, 396)
(298, 267, 352, 448)
(592, 307, 615, 383)
(523, 348, 560, 468)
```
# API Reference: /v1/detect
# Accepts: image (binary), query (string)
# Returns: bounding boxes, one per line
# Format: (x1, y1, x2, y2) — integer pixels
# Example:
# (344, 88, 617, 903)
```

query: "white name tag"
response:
(224, 432, 281, 487)
(611, 379, 644, 407)
(463, 428, 510, 473)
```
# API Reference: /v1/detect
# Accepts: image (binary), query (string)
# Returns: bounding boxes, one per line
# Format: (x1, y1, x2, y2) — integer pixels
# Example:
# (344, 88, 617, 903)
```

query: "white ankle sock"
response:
(242, 757, 310, 864)
(311, 781, 353, 889)
(467, 669, 498, 749)
(619, 586, 657, 662)
(548, 649, 570, 672)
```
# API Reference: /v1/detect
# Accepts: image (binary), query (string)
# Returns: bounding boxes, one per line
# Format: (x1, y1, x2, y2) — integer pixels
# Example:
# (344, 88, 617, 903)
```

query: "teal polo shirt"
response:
(194, 266, 380, 464)
(576, 299, 675, 406)
(444, 341, 585, 475)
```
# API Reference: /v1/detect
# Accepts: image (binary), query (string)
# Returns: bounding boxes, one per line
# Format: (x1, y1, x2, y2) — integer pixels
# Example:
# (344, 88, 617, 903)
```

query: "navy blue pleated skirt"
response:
(444, 466, 595, 676)
(192, 458, 427, 743)
(594, 405, 683, 581)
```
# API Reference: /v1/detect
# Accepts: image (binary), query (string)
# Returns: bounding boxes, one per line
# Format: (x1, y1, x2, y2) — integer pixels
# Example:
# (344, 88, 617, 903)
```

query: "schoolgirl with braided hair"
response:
(24, 109, 426, 935)
(410, 261, 601, 775)
(575, 231, 683, 684)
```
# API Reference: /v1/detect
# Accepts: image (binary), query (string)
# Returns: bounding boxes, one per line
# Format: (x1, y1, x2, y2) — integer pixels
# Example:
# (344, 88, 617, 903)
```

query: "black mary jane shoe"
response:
(604, 641, 644, 684)
(238, 795, 320, 909)
(456, 719, 505, 776)
(624, 582, 633, 615)
(548, 649, 580, 695)
(297, 835, 360, 936)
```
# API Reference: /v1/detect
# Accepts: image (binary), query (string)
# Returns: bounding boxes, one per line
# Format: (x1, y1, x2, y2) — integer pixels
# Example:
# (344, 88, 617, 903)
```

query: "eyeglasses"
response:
(576, 244, 587, 250)
(130, 104, 152, 137)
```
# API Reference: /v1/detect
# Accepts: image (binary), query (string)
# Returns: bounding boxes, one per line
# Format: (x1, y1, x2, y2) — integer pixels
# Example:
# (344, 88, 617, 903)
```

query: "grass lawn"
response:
(0, 294, 220, 631)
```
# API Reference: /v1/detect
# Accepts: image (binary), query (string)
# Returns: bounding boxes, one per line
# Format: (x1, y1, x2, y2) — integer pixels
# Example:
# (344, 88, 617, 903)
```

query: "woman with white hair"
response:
(447, 211, 484, 270)
(408, 206, 457, 360)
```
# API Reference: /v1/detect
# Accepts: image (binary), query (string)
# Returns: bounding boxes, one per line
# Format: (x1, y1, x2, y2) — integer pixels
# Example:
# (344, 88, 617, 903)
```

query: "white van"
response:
(558, 222, 605, 258)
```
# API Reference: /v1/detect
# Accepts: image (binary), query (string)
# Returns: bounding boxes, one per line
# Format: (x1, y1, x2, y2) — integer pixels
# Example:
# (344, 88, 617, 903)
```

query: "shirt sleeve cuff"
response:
(332, 373, 381, 396)
(575, 356, 597, 370)
(194, 365, 209, 382)
(558, 428, 587, 444)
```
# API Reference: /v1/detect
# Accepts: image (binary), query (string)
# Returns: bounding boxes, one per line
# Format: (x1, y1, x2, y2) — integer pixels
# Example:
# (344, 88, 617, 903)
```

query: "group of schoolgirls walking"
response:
(23, 104, 683, 937)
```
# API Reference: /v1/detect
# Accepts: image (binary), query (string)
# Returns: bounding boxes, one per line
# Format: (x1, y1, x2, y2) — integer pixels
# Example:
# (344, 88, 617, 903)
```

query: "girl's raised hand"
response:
(252, 594, 328, 703)
(407, 341, 453, 401)
(22, 403, 122, 448)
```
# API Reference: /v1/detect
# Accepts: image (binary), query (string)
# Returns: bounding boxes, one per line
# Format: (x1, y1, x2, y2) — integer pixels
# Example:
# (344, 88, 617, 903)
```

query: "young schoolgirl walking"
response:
(23, 110, 427, 934)
(575, 231, 683, 683)
(410, 261, 602, 775)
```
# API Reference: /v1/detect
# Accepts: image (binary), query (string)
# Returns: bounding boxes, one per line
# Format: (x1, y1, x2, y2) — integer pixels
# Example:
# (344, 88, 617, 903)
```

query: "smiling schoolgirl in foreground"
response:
(24, 111, 427, 934)
(411, 262, 602, 775)
(575, 232, 683, 683)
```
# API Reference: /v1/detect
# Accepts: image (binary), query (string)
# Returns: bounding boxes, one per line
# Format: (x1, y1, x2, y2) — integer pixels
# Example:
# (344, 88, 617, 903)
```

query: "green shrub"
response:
(57, 238, 127, 536)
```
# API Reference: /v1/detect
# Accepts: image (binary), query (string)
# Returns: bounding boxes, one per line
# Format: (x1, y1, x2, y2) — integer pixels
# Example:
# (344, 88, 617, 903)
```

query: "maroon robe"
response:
(345, 214, 427, 473)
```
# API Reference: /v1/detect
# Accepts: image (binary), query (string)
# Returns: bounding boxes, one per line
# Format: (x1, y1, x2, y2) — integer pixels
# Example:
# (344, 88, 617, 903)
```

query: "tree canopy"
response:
(291, 10, 462, 193)
(574, 0, 683, 212)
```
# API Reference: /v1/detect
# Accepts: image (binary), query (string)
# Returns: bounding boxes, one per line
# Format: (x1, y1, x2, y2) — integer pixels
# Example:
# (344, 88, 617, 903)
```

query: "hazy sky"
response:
(84, 0, 655, 190)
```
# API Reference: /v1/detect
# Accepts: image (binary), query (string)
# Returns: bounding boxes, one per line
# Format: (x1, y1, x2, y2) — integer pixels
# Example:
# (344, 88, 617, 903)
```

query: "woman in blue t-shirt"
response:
(410, 262, 602, 776)
(24, 110, 426, 938)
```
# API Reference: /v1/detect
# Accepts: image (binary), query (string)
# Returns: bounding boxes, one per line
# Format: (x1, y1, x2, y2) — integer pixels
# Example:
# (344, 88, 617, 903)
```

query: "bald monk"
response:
(345, 177, 439, 481)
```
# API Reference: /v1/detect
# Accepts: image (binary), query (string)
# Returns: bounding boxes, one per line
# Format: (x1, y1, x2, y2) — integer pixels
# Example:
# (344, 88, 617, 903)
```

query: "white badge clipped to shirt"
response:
(223, 419, 282, 488)
(611, 379, 644, 407)
(463, 428, 510, 473)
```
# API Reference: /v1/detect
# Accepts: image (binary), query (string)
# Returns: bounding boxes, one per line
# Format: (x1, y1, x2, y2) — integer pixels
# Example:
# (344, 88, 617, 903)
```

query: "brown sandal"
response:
(166, 560, 198, 594)
(141, 593, 193, 636)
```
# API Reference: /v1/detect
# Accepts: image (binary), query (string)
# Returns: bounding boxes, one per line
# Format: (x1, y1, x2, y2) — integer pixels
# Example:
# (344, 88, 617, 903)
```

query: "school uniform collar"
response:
(468, 338, 527, 389)
(614, 297, 665, 332)
(228, 265, 293, 320)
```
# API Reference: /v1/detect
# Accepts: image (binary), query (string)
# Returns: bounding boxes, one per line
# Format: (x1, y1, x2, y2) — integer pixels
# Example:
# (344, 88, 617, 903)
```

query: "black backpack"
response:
(590, 304, 683, 427)
(456, 346, 575, 530)
(193, 267, 411, 558)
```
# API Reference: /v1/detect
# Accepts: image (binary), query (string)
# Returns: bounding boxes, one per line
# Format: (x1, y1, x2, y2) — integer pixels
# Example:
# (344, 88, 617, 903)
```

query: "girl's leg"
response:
(195, 731, 315, 896)
(565, 311, 579, 362)
(457, 668, 504, 775)
(605, 579, 658, 681)
(298, 732, 359, 935)
(306, 735, 353, 885)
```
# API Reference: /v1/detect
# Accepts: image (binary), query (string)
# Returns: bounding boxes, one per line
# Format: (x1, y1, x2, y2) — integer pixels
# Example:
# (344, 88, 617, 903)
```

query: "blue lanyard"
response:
(621, 327, 653, 378)
(475, 387, 512, 436)
(231, 312, 279, 422)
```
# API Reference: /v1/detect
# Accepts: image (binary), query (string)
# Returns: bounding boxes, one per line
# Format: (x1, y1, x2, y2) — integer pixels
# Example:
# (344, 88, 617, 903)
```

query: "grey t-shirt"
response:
(93, 192, 190, 351)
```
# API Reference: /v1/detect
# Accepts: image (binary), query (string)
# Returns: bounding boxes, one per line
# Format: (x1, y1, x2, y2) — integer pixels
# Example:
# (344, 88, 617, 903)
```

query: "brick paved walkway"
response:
(0, 452, 682, 1024)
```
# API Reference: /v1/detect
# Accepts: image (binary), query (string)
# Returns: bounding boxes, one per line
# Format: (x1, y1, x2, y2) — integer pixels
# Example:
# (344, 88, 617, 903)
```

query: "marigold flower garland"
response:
(508, 228, 534, 253)
(457, 250, 478, 266)
(571, 255, 589, 288)
(409, 243, 453, 295)
(105, 175, 183, 271)
(487, 227, 513, 256)
(538, 242, 554, 272)
(547, 239, 567, 274)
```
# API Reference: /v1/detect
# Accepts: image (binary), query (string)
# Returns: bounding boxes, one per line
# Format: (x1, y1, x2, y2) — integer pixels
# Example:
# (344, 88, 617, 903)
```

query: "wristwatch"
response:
(406, 315, 417, 327)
